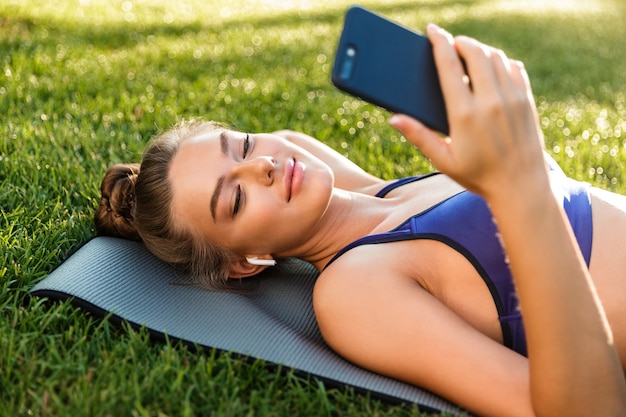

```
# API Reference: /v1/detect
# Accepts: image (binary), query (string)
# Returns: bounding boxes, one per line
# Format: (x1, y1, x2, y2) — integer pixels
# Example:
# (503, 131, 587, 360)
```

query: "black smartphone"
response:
(332, 6, 449, 135)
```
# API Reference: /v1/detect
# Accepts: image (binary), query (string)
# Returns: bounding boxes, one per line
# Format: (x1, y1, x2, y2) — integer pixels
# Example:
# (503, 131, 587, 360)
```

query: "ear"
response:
(228, 255, 275, 279)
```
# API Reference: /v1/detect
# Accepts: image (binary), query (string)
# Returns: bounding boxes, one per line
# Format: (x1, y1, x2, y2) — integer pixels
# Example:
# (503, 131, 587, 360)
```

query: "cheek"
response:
(303, 172, 334, 215)
(229, 174, 333, 252)
(250, 205, 277, 233)
(227, 196, 281, 248)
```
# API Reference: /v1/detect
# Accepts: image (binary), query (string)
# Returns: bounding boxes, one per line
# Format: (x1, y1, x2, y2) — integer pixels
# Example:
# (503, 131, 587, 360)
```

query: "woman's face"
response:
(168, 128, 334, 257)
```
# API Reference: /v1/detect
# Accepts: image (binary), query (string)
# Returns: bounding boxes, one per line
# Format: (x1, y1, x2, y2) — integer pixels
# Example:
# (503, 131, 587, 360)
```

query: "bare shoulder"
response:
(589, 187, 626, 277)
(586, 187, 626, 367)
(313, 249, 535, 417)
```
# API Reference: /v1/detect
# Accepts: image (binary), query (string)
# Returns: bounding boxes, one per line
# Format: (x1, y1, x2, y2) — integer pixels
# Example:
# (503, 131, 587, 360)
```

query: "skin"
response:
(167, 24, 626, 417)
(168, 130, 335, 272)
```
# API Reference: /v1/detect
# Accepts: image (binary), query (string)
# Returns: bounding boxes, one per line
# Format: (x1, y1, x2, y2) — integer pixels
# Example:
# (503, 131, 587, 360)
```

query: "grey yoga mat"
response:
(30, 237, 467, 416)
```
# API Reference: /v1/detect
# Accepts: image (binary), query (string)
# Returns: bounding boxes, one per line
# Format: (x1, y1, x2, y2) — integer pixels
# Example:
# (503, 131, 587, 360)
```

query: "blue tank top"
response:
(324, 168, 593, 357)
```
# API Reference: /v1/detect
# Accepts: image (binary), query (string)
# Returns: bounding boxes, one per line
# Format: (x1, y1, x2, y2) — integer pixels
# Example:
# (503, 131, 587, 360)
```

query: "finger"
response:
(510, 60, 545, 148)
(452, 36, 497, 95)
(508, 60, 525, 92)
(426, 24, 472, 109)
(509, 60, 533, 100)
(389, 114, 452, 171)
(490, 48, 517, 93)
(503, 59, 538, 119)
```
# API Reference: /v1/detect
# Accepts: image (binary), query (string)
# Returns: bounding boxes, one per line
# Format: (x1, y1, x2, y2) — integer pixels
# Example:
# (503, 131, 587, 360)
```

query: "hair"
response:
(95, 163, 142, 242)
(94, 120, 239, 291)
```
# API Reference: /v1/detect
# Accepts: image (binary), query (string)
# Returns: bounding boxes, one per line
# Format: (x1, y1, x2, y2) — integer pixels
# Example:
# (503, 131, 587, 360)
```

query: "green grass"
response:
(2, 0, 626, 415)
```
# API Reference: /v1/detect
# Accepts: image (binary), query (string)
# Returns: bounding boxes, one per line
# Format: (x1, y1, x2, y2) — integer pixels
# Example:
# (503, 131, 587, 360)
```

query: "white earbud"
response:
(245, 257, 277, 266)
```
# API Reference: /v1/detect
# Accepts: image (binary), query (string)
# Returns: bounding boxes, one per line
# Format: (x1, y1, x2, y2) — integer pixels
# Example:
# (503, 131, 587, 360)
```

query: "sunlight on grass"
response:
(493, 0, 607, 14)
(0, 0, 385, 26)
(538, 94, 626, 187)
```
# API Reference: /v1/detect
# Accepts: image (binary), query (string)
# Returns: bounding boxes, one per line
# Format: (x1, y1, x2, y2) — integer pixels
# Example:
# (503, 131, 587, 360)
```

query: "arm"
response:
(390, 24, 626, 416)
(271, 130, 384, 192)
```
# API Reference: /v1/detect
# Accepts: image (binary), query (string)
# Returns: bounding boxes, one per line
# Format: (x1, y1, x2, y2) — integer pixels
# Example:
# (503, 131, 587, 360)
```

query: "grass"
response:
(2, 0, 626, 415)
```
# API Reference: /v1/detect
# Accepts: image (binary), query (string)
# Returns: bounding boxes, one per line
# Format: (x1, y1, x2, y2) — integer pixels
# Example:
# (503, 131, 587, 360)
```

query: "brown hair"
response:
(95, 163, 142, 241)
(94, 120, 238, 290)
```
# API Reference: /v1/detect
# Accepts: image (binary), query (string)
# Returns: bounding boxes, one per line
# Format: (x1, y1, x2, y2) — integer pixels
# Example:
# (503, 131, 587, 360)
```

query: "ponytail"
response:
(94, 163, 142, 241)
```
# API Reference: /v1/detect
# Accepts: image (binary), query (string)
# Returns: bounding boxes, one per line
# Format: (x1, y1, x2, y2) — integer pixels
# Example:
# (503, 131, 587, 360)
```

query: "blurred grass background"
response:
(1, 0, 625, 416)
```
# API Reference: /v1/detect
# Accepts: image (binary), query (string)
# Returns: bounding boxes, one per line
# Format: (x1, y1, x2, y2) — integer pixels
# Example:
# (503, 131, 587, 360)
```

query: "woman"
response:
(95, 25, 626, 416)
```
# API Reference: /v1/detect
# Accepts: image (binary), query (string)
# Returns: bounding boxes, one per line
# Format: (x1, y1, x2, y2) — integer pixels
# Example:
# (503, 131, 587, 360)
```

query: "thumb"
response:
(389, 114, 451, 169)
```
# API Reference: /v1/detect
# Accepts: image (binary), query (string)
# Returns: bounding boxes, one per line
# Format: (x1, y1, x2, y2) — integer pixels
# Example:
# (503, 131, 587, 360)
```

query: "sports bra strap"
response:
(375, 172, 440, 198)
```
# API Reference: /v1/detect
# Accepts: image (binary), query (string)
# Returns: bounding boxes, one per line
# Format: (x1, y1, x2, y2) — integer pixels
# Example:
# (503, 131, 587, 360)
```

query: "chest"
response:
(371, 175, 464, 231)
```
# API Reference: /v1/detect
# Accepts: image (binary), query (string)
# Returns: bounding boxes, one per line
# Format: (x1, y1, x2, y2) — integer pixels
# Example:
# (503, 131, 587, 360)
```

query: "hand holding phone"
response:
(332, 6, 449, 135)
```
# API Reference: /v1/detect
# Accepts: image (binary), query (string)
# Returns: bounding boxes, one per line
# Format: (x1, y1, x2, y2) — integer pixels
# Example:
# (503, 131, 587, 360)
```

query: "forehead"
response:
(169, 128, 228, 190)
(172, 128, 229, 168)
(167, 130, 226, 230)
(184, 128, 226, 147)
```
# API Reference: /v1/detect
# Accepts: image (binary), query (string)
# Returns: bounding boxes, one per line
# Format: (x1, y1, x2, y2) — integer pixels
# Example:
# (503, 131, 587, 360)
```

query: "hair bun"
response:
(94, 163, 142, 241)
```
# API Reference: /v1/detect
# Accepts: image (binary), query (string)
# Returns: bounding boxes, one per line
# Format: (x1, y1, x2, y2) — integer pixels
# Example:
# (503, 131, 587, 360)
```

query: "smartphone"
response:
(332, 6, 449, 135)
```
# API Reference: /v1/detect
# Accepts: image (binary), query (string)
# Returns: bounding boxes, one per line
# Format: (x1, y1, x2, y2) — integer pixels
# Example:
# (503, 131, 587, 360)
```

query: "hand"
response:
(390, 24, 547, 201)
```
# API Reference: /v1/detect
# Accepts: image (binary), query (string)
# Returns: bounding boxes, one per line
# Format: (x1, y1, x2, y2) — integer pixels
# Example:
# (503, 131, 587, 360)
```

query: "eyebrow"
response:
(209, 131, 230, 222)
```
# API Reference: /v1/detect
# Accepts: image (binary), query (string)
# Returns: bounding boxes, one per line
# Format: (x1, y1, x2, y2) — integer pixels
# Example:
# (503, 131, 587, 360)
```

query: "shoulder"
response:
(313, 247, 535, 417)
(313, 245, 434, 339)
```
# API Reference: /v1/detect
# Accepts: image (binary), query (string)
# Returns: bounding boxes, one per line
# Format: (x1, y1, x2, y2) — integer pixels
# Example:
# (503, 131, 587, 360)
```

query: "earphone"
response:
(245, 257, 277, 266)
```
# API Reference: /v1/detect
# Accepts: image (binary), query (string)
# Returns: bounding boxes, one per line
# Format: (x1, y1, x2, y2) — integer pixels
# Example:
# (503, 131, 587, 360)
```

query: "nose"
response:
(232, 156, 275, 185)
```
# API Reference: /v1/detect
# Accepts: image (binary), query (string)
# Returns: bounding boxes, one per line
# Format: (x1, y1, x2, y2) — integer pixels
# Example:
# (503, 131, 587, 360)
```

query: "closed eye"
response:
(242, 133, 250, 159)
(233, 184, 242, 217)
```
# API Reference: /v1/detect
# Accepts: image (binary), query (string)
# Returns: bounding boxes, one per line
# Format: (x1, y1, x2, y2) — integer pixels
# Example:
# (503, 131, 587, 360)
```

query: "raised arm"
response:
(389, 24, 626, 417)
(271, 129, 383, 192)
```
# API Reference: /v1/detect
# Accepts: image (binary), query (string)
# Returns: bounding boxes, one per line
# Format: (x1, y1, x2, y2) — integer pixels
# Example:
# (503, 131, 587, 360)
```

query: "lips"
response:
(284, 157, 303, 202)
(284, 158, 295, 202)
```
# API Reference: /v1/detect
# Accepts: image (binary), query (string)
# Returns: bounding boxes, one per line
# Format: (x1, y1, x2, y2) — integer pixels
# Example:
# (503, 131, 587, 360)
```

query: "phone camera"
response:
(339, 45, 357, 80)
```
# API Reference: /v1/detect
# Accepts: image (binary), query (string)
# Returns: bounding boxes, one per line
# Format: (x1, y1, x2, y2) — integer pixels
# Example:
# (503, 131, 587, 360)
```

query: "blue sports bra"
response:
(324, 166, 593, 357)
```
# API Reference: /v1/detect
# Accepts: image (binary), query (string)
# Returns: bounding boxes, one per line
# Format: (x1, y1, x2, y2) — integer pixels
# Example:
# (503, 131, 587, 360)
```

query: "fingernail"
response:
(427, 23, 453, 41)
(388, 114, 401, 128)
(426, 23, 440, 34)
(428, 23, 448, 34)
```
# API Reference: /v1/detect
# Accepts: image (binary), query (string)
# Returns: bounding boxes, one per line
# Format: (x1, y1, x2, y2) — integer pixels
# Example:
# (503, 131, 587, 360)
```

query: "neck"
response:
(277, 188, 392, 271)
